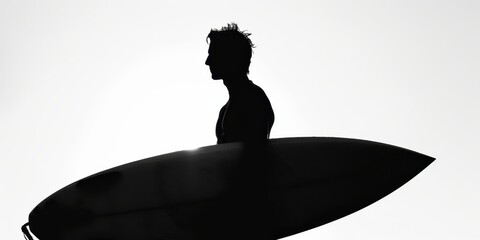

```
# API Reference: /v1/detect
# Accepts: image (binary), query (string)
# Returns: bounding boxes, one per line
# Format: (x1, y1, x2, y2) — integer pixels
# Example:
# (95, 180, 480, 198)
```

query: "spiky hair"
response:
(207, 23, 256, 49)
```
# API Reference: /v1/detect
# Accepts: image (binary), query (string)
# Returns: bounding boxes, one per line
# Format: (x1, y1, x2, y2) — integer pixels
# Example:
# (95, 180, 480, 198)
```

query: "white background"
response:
(1, 0, 479, 239)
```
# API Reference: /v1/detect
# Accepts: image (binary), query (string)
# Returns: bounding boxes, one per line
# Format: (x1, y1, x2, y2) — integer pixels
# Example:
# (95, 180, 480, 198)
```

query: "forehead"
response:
(208, 41, 228, 55)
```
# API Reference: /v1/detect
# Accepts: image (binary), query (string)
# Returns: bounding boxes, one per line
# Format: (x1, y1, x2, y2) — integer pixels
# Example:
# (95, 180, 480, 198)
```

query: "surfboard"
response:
(24, 137, 434, 240)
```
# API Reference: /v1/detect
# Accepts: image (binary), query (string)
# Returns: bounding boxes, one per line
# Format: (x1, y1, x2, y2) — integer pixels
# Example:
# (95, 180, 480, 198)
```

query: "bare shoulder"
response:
(249, 82, 270, 99)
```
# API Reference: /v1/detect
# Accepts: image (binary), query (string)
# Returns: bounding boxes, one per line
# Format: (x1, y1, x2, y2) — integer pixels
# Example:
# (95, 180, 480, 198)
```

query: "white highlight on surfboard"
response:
(186, 147, 200, 152)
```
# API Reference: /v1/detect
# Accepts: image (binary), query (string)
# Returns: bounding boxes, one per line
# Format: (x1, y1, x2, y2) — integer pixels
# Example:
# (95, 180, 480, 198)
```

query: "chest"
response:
(221, 100, 246, 127)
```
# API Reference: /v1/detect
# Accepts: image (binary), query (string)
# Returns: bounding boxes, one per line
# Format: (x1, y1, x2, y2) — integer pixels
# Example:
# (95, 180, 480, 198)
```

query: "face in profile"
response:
(205, 41, 241, 80)
(205, 43, 220, 80)
(206, 42, 226, 80)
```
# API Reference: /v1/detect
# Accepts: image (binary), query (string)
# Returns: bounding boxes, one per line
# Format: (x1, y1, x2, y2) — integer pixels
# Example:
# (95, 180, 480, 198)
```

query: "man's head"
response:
(205, 23, 255, 80)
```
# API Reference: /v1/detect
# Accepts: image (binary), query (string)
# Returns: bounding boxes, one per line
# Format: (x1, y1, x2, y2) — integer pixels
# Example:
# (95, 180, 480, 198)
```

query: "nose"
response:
(205, 55, 210, 65)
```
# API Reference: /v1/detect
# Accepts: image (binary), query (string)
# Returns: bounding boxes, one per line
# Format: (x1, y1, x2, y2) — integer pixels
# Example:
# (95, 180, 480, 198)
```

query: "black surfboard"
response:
(24, 137, 434, 240)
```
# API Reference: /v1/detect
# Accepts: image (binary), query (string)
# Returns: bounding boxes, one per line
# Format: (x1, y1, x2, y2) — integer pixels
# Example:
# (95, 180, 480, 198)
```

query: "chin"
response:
(211, 74, 223, 80)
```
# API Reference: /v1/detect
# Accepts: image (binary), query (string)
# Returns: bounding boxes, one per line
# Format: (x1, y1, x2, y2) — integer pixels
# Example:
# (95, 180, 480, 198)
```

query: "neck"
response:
(223, 74, 250, 97)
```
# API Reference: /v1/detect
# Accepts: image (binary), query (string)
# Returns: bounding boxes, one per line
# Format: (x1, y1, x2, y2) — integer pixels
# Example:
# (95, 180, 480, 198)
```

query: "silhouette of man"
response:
(203, 23, 277, 240)
(206, 23, 274, 144)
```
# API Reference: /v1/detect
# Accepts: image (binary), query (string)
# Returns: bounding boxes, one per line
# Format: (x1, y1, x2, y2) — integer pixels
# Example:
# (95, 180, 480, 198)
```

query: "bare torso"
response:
(216, 80, 274, 144)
